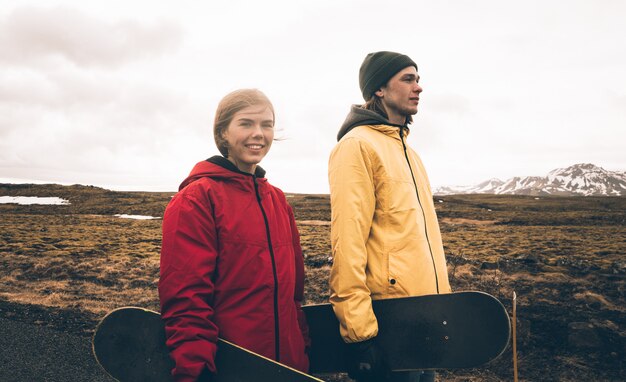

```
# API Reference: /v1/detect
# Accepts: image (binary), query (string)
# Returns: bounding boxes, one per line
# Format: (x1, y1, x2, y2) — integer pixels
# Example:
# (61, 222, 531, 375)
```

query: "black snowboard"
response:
(92, 307, 322, 382)
(93, 291, 509, 381)
(304, 291, 511, 373)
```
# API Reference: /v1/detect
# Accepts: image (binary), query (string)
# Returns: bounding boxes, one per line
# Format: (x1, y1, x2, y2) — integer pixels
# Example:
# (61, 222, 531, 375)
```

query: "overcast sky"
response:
(1, 0, 625, 194)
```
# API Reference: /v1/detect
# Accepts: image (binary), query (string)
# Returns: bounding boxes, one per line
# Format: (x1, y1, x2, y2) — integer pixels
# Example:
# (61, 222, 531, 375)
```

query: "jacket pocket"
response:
(367, 250, 390, 298)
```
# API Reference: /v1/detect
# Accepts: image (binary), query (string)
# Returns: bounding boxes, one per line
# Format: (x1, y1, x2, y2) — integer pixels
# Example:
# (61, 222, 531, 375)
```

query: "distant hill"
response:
(435, 163, 626, 196)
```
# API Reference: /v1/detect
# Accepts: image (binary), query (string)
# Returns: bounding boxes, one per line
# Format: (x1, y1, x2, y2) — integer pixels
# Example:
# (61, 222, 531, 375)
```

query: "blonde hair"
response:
(213, 89, 275, 157)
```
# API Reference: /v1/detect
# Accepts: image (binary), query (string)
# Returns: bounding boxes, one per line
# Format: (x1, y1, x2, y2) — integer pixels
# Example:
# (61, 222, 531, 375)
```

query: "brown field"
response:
(0, 184, 624, 381)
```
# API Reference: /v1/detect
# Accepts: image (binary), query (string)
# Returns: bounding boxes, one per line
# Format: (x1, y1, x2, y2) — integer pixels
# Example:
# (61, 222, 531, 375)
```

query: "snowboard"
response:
(305, 291, 511, 373)
(92, 307, 323, 382)
(93, 291, 510, 381)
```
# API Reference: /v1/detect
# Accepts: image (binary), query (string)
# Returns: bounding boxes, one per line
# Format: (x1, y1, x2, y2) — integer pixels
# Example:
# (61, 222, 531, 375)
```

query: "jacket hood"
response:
(179, 155, 266, 191)
(337, 105, 407, 141)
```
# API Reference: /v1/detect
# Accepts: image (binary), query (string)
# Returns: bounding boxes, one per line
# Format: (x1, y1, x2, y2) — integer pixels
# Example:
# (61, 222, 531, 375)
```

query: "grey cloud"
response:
(0, 6, 182, 68)
(0, 66, 189, 116)
(0, 87, 203, 180)
(0, 62, 200, 164)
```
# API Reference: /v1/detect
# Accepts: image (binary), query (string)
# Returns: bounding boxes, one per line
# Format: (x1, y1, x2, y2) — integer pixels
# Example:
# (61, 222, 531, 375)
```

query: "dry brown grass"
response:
(1, 187, 624, 381)
(0, 213, 161, 315)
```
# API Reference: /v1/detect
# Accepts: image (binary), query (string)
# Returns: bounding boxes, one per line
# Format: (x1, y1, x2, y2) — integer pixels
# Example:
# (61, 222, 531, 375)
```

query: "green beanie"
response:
(359, 51, 417, 101)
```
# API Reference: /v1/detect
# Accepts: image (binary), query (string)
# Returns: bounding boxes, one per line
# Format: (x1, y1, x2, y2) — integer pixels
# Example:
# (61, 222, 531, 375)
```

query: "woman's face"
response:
(222, 104, 274, 174)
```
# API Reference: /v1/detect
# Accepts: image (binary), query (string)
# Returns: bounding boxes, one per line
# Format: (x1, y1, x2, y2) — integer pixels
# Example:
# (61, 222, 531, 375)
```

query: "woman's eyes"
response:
(238, 122, 273, 129)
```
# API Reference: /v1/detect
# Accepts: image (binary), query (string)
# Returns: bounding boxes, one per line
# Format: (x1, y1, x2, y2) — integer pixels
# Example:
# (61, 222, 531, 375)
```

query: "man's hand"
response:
(346, 337, 390, 381)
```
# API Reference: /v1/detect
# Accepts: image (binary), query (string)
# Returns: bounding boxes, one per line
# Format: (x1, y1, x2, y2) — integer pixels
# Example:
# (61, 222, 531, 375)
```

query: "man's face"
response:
(376, 66, 422, 123)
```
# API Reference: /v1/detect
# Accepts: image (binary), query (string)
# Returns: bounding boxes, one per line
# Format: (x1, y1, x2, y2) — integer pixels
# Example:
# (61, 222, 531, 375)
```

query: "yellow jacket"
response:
(328, 118, 451, 343)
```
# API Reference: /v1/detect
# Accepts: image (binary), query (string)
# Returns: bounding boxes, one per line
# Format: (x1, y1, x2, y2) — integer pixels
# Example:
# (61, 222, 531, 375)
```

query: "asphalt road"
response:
(0, 301, 114, 382)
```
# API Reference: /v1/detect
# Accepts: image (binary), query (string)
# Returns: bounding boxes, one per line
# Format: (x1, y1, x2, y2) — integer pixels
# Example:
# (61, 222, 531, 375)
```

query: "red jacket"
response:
(159, 157, 310, 382)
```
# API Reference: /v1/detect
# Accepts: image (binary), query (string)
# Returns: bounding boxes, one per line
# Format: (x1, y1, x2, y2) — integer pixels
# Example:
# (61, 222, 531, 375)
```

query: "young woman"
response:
(159, 89, 310, 382)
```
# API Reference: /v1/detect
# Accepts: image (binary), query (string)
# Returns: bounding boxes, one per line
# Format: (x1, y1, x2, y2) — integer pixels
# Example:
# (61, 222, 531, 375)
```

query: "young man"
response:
(328, 51, 452, 382)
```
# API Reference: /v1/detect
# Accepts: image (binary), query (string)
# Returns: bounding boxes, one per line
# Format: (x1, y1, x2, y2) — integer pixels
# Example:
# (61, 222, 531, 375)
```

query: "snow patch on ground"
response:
(0, 196, 70, 205)
(114, 214, 159, 220)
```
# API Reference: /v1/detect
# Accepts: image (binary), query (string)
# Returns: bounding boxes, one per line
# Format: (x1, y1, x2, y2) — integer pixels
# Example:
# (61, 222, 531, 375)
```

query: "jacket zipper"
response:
(399, 127, 440, 294)
(253, 176, 281, 361)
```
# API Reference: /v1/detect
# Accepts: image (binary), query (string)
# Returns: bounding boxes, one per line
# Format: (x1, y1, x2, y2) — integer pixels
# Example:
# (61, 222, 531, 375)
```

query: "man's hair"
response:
(213, 89, 275, 157)
(362, 93, 414, 125)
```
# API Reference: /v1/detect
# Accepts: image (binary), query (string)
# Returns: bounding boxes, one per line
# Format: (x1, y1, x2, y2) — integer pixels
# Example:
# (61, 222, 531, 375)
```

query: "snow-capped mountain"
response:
(435, 164, 626, 196)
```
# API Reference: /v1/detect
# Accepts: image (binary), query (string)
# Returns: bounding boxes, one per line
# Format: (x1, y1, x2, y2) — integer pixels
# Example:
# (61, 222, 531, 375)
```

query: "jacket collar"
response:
(206, 155, 266, 178)
(337, 105, 409, 141)
(366, 123, 409, 141)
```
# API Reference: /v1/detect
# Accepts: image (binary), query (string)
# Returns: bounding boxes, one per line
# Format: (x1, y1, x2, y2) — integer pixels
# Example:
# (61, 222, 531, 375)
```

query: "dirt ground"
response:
(0, 184, 624, 381)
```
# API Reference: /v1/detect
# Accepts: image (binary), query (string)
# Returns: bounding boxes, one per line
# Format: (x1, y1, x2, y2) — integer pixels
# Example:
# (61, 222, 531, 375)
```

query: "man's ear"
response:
(374, 88, 384, 98)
